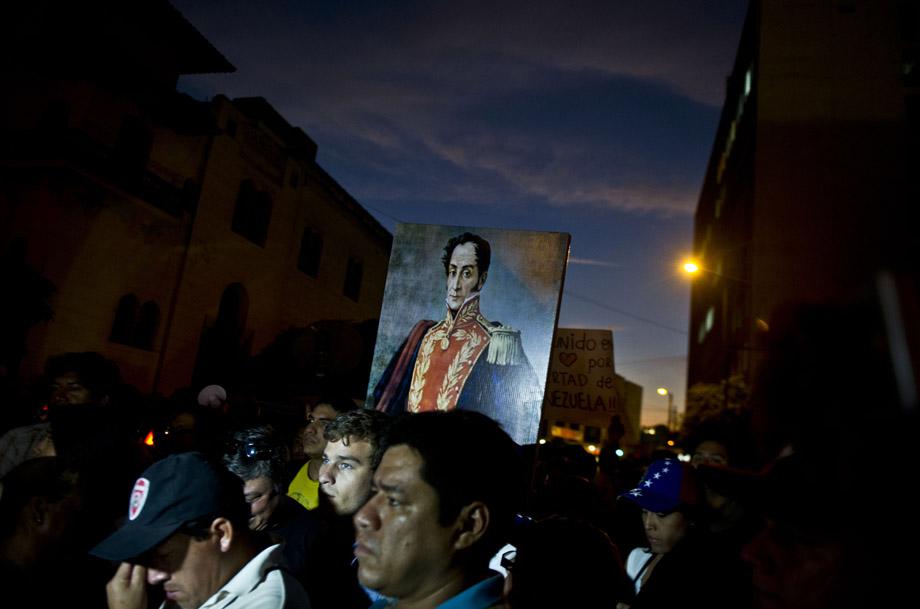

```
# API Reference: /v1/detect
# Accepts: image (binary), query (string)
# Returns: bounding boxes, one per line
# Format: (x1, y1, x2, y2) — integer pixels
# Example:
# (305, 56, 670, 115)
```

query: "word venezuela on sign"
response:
(542, 328, 618, 430)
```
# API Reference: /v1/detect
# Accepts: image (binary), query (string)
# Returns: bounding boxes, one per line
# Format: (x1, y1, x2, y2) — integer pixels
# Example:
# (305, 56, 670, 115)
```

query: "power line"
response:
(618, 354, 688, 365)
(564, 290, 688, 335)
(362, 203, 403, 225)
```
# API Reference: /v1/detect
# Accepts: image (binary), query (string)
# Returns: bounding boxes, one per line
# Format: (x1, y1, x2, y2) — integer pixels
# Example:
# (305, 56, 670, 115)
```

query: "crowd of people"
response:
(0, 297, 916, 609)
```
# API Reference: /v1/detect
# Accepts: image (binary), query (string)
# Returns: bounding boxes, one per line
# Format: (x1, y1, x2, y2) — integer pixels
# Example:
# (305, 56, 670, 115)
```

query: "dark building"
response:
(686, 0, 919, 397)
(0, 1, 391, 395)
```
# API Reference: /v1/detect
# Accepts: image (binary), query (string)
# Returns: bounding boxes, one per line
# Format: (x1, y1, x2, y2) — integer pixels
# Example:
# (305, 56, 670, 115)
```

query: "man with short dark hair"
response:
(91, 452, 309, 609)
(0, 351, 122, 477)
(224, 425, 322, 585)
(288, 395, 358, 510)
(319, 410, 392, 517)
(0, 457, 85, 608)
(306, 409, 392, 609)
(354, 410, 523, 609)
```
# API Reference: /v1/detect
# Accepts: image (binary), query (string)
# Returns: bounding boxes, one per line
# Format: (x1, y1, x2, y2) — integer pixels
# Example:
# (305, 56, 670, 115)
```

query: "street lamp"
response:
(657, 387, 676, 431)
(680, 257, 749, 285)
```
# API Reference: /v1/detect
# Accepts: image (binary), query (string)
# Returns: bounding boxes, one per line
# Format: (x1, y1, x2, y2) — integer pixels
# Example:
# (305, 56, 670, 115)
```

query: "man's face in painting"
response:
(445, 242, 486, 312)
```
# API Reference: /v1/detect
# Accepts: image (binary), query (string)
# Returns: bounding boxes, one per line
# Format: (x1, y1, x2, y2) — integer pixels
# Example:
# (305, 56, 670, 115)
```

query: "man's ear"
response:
(477, 271, 488, 291)
(453, 501, 490, 551)
(211, 517, 234, 552)
(29, 497, 49, 530)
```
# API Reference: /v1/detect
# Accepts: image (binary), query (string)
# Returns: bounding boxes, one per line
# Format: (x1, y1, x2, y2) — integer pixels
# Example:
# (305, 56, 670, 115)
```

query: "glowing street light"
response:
(657, 387, 676, 430)
(680, 257, 749, 285)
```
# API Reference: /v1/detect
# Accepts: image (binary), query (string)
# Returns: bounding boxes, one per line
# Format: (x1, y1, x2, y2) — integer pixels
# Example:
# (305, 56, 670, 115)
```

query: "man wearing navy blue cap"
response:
(91, 452, 310, 609)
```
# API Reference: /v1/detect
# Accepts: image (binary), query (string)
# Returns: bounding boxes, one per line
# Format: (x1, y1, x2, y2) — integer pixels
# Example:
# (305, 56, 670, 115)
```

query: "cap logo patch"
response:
(129, 477, 150, 521)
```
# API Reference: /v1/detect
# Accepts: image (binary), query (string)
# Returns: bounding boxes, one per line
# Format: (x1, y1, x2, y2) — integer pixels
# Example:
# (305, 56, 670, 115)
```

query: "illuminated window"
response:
(698, 305, 715, 344)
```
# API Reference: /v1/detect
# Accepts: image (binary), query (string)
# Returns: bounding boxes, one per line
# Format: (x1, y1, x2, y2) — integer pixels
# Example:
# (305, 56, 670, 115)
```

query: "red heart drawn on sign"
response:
(559, 352, 577, 367)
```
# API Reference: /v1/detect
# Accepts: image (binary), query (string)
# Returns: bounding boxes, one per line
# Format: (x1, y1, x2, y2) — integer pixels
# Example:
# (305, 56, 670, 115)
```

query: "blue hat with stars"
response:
(620, 458, 701, 513)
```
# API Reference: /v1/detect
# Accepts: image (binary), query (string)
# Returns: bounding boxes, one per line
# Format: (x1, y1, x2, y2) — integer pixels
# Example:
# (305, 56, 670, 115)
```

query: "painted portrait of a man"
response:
(368, 224, 569, 445)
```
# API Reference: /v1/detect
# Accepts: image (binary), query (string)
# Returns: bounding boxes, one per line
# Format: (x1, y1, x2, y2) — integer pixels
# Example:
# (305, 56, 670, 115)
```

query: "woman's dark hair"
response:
(44, 352, 121, 402)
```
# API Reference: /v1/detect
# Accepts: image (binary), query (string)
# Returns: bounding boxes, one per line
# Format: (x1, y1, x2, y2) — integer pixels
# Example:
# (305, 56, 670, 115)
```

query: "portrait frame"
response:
(366, 223, 570, 444)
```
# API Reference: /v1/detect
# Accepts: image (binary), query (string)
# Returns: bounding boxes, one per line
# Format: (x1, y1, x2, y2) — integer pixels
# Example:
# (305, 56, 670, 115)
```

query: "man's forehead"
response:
(244, 476, 273, 492)
(313, 403, 338, 417)
(375, 445, 424, 486)
(145, 531, 190, 561)
(328, 437, 373, 459)
(449, 242, 478, 267)
(52, 372, 82, 382)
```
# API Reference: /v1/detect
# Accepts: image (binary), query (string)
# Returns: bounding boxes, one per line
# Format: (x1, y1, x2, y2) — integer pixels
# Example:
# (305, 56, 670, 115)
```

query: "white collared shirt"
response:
(168, 544, 310, 609)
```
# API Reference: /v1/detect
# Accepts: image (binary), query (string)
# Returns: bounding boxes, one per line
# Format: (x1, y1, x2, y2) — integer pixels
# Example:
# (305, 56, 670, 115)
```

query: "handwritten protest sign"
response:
(542, 328, 618, 429)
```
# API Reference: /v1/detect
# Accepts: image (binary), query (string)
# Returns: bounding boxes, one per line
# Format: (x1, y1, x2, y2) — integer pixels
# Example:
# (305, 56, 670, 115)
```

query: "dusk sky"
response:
(172, 0, 749, 426)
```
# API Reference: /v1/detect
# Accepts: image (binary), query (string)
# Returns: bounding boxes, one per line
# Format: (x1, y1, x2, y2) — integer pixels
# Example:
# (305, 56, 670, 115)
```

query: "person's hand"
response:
(106, 562, 148, 609)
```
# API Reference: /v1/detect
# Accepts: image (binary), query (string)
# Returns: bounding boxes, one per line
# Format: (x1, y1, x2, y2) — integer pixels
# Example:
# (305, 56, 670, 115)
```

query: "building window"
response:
(110, 294, 139, 345)
(899, 0, 919, 42)
(836, 0, 856, 14)
(298, 228, 323, 277)
(110, 295, 159, 350)
(343, 257, 363, 302)
(231, 179, 272, 247)
(714, 185, 726, 219)
(115, 116, 152, 187)
(698, 305, 715, 344)
(904, 47, 920, 87)
(135, 301, 160, 351)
